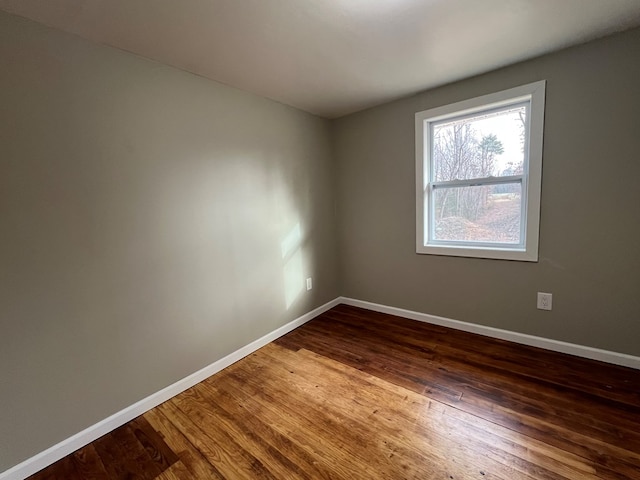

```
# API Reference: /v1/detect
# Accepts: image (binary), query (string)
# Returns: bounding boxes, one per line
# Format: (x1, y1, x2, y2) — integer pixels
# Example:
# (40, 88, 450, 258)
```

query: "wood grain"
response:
(27, 305, 640, 479)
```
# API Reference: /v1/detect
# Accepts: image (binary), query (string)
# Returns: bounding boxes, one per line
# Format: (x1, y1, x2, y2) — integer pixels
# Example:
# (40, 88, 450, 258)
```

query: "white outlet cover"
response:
(537, 292, 552, 310)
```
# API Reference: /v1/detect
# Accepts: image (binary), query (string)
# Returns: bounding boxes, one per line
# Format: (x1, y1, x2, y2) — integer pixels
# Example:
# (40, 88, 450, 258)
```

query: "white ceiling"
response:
(2, 0, 640, 118)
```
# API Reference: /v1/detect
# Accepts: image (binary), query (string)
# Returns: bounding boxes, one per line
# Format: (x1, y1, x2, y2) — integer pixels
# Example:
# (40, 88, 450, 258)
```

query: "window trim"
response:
(415, 80, 546, 262)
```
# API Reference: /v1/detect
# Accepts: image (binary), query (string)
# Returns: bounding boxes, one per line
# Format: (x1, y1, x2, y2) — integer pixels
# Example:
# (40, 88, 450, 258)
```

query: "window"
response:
(415, 81, 545, 261)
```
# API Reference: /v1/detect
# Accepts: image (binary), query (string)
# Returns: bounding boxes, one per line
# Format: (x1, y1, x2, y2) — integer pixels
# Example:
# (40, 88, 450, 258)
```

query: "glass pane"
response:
(432, 184, 521, 244)
(432, 104, 526, 182)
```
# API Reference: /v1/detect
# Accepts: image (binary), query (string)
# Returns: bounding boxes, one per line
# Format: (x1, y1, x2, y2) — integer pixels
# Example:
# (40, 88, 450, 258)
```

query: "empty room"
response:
(2, 1, 640, 479)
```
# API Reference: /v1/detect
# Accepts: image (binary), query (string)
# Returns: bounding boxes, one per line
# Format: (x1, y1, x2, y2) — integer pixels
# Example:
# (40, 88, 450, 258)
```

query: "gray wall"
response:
(334, 27, 640, 358)
(0, 12, 338, 471)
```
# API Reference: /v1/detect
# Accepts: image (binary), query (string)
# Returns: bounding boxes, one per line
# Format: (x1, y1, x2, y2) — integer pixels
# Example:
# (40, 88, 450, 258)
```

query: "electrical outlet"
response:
(537, 292, 552, 311)
(306, 277, 313, 291)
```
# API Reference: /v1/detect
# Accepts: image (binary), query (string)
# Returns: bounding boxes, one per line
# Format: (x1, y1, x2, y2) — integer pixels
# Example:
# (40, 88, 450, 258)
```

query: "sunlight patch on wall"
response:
(281, 222, 304, 309)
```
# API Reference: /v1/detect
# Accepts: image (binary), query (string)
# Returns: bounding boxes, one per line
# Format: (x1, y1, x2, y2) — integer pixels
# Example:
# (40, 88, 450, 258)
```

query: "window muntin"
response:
(416, 81, 545, 261)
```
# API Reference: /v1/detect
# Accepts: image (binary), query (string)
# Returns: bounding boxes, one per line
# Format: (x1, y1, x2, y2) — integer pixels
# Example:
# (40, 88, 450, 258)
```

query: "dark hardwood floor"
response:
(28, 305, 640, 479)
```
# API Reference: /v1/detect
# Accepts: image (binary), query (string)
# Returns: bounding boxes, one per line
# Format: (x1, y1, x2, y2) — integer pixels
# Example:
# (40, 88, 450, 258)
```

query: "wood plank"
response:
(72, 444, 110, 480)
(324, 305, 640, 404)
(276, 307, 640, 479)
(111, 424, 164, 479)
(177, 383, 336, 479)
(129, 415, 180, 472)
(158, 398, 278, 479)
(249, 344, 602, 479)
(144, 408, 226, 480)
(212, 345, 529, 479)
(92, 426, 155, 480)
(277, 308, 640, 452)
(154, 461, 191, 480)
(214, 368, 452, 479)
(172, 388, 321, 479)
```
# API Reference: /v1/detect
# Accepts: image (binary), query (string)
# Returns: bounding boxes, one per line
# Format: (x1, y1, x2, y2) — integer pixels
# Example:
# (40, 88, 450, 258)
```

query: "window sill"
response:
(416, 243, 538, 262)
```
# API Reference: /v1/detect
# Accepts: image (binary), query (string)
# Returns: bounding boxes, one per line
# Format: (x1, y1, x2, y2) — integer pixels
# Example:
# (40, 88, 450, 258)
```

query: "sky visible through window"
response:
(433, 105, 526, 179)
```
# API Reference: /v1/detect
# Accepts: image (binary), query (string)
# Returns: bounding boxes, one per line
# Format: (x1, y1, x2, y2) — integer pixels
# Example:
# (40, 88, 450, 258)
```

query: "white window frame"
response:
(415, 80, 546, 262)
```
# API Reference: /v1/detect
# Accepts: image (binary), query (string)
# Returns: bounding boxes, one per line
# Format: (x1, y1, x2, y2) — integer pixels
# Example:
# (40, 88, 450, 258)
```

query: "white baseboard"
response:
(0, 297, 340, 480)
(339, 297, 640, 370)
